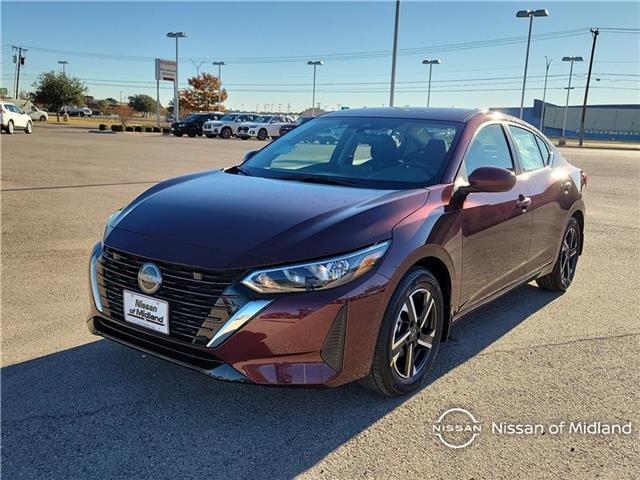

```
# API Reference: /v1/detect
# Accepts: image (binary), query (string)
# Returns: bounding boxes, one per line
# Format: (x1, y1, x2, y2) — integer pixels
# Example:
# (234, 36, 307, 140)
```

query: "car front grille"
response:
(237, 126, 249, 133)
(96, 246, 247, 347)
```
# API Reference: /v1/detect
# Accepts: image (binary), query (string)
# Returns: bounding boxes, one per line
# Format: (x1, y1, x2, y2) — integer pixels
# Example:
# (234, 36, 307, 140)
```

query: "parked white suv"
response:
(27, 105, 49, 122)
(60, 106, 92, 117)
(1, 102, 33, 134)
(202, 112, 259, 139)
(237, 115, 294, 140)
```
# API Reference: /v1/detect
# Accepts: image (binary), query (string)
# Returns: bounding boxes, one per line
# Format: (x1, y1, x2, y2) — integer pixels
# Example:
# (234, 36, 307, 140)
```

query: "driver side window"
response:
(464, 124, 514, 174)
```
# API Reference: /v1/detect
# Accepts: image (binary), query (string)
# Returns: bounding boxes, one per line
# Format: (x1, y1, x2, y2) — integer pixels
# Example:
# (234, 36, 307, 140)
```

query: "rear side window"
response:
(464, 124, 514, 173)
(509, 126, 545, 171)
(535, 135, 550, 164)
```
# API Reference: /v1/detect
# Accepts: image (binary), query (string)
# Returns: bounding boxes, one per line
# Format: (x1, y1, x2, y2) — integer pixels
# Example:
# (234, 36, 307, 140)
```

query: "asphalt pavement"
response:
(1, 124, 638, 479)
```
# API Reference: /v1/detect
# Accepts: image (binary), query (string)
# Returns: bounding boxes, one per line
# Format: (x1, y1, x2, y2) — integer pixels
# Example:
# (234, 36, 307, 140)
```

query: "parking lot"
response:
(1, 125, 638, 478)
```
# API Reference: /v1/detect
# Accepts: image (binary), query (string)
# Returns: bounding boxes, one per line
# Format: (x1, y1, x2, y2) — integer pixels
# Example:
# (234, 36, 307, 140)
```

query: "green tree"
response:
(128, 94, 158, 115)
(31, 71, 87, 121)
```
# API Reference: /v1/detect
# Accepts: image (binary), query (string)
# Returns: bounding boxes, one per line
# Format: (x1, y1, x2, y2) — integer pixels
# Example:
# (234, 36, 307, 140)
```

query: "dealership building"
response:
(495, 100, 640, 142)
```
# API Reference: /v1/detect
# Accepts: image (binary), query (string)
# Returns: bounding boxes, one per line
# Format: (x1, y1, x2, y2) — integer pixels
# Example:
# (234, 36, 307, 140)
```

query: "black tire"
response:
(239, 136, 249, 140)
(40, 116, 47, 122)
(173, 132, 183, 137)
(361, 267, 444, 397)
(536, 217, 581, 292)
(79, 112, 85, 117)
(6, 120, 14, 134)
(205, 134, 215, 138)
(25, 121, 33, 134)
(220, 127, 232, 139)
(187, 127, 197, 138)
(257, 128, 268, 141)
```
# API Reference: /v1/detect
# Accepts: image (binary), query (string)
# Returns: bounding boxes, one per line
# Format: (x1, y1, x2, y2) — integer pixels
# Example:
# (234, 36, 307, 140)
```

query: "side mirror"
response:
(464, 167, 516, 193)
(243, 150, 259, 162)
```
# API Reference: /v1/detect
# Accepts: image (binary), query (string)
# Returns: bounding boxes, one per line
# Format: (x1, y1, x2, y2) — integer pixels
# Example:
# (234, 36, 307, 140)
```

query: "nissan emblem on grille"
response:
(138, 262, 162, 294)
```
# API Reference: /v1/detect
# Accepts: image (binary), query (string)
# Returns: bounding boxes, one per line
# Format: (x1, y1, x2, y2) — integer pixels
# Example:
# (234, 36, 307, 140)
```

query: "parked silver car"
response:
(202, 113, 260, 139)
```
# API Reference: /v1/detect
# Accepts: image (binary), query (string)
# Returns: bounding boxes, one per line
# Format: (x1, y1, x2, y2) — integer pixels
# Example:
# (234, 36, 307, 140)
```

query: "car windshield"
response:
(253, 116, 272, 123)
(239, 116, 462, 189)
(220, 114, 238, 121)
(181, 114, 200, 122)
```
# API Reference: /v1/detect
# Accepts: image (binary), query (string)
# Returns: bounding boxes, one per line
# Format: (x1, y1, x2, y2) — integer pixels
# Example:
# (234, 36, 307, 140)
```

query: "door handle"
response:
(516, 194, 531, 210)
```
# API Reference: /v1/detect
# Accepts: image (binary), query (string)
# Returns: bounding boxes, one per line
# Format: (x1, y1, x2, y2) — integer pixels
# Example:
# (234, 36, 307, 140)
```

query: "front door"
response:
(459, 123, 533, 310)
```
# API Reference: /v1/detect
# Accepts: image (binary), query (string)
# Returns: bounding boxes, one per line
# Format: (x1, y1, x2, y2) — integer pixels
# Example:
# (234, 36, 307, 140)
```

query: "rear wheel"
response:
(25, 121, 33, 134)
(79, 112, 85, 117)
(173, 132, 183, 137)
(361, 267, 444, 397)
(6, 120, 14, 134)
(536, 217, 581, 292)
(40, 115, 47, 122)
(187, 127, 197, 138)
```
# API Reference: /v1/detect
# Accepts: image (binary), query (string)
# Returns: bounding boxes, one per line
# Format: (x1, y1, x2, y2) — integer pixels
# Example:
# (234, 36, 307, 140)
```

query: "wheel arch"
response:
(414, 256, 452, 343)
(572, 209, 585, 255)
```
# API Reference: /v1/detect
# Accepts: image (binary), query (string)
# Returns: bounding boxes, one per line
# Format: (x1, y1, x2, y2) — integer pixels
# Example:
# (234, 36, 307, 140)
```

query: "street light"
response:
(516, 8, 549, 119)
(191, 60, 205, 76)
(166, 31, 187, 121)
(561, 56, 583, 142)
(57, 60, 68, 75)
(539, 56, 552, 131)
(389, 0, 401, 107)
(422, 59, 442, 107)
(212, 61, 225, 111)
(307, 60, 323, 116)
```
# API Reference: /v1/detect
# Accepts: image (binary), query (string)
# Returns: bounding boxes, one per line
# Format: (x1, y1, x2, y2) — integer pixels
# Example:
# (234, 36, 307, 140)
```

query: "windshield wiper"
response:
(236, 165, 253, 176)
(282, 175, 361, 187)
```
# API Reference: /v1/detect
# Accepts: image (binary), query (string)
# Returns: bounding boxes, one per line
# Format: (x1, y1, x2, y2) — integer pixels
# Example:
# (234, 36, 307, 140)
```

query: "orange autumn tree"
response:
(180, 73, 228, 112)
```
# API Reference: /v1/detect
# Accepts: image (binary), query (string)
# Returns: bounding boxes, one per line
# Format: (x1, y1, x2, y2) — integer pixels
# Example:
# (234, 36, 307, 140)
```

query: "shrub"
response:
(99, 123, 107, 131)
(125, 126, 134, 132)
(134, 125, 143, 132)
(111, 124, 123, 132)
(145, 126, 154, 132)
(153, 126, 161, 133)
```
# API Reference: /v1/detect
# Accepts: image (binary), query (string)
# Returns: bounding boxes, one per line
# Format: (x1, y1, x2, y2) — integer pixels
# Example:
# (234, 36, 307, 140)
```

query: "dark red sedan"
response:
(88, 108, 585, 396)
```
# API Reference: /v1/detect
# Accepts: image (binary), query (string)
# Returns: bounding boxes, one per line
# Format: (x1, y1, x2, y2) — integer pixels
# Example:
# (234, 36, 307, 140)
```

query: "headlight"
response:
(241, 241, 390, 293)
(103, 209, 123, 242)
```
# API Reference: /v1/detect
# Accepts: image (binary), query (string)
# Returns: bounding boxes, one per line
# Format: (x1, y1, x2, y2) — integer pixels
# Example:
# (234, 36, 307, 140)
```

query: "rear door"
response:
(507, 125, 567, 274)
(459, 123, 533, 310)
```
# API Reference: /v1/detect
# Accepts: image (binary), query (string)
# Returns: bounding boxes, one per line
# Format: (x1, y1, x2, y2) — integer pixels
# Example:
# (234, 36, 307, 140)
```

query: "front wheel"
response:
(536, 217, 581, 292)
(25, 121, 33, 134)
(220, 127, 232, 139)
(6, 120, 14, 134)
(361, 267, 444, 397)
(187, 127, 197, 138)
(257, 128, 268, 141)
(40, 116, 47, 122)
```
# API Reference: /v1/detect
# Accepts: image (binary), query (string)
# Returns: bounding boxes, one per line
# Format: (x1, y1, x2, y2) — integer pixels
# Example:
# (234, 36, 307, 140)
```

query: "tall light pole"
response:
(422, 59, 442, 107)
(212, 61, 225, 111)
(539, 56, 552, 131)
(561, 56, 583, 142)
(166, 32, 187, 121)
(578, 28, 600, 146)
(389, 0, 401, 107)
(57, 60, 68, 75)
(516, 8, 549, 119)
(307, 60, 323, 116)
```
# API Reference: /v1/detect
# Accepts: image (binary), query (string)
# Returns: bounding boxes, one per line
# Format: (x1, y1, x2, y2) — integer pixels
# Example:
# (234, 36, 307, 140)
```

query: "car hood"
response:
(108, 170, 429, 269)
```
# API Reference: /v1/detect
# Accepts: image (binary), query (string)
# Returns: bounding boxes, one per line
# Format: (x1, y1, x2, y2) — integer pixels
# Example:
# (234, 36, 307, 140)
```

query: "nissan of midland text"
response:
(88, 108, 586, 396)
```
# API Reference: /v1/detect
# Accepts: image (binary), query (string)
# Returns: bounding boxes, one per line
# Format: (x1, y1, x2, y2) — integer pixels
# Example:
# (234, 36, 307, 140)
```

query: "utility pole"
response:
(578, 28, 599, 147)
(13, 46, 27, 98)
(389, 0, 401, 107)
(540, 56, 552, 131)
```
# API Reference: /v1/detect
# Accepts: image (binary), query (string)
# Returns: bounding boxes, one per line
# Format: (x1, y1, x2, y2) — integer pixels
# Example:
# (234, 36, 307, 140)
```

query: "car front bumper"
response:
(88, 242, 390, 387)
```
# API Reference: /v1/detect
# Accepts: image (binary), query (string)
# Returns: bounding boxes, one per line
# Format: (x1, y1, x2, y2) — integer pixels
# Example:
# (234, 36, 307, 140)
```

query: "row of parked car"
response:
(170, 112, 311, 140)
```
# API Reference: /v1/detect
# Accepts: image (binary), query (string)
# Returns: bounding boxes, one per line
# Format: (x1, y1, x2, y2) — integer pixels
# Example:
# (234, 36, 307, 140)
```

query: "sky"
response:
(1, 1, 639, 112)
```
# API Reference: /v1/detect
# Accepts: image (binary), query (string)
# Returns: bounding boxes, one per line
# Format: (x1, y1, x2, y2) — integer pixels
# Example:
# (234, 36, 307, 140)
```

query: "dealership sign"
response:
(155, 58, 176, 82)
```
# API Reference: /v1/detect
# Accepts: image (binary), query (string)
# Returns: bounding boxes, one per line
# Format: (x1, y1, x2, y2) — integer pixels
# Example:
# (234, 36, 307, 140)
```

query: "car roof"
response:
(324, 107, 486, 123)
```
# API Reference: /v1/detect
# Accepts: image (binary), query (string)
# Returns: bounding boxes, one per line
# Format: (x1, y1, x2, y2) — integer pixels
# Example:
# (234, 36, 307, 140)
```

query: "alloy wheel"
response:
(390, 287, 437, 380)
(560, 224, 579, 287)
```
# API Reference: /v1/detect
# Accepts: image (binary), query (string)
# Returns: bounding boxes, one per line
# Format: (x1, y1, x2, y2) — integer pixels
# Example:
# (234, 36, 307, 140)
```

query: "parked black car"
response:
(278, 116, 315, 137)
(171, 112, 224, 137)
